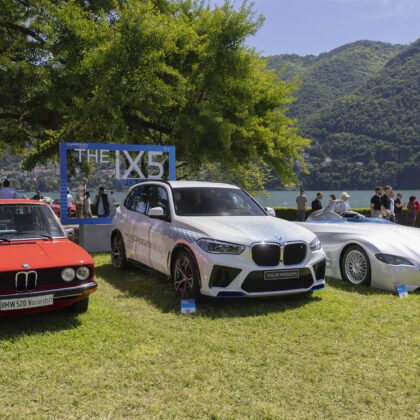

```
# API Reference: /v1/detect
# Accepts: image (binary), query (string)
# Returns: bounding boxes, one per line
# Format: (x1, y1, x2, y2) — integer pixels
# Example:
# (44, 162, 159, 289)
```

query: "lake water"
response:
(27, 189, 420, 209)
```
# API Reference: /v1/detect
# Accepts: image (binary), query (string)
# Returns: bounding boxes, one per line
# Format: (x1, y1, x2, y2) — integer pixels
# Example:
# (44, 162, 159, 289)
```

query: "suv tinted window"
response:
(173, 188, 266, 216)
(148, 185, 170, 218)
(125, 186, 148, 214)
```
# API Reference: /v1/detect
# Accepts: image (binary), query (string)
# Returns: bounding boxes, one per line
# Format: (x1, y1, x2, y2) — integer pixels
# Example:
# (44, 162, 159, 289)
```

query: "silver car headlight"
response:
(61, 267, 76, 282)
(197, 238, 245, 255)
(375, 254, 414, 266)
(309, 238, 321, 251)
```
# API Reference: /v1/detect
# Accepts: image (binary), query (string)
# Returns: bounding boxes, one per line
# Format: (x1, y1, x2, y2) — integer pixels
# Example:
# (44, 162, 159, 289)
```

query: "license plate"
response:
(264, 269, 299, 280)
(0, 294, 54, 311)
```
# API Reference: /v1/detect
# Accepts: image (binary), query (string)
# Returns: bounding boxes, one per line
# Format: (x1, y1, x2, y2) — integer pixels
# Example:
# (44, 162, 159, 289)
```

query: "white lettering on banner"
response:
(75, 149, 84, 163)
(87, 149, 99, 163)
(100, 150, 109, 163)
(147, 152, 164, 179)
(116, 150, 146, 179)
(75, 149, 168, 180)
(75, 149, 110, 164)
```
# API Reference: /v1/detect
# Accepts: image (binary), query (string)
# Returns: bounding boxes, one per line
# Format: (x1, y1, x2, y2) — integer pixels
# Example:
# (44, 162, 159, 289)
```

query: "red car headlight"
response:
(61, 267, 76, 282)
(76, 266, 90, 281)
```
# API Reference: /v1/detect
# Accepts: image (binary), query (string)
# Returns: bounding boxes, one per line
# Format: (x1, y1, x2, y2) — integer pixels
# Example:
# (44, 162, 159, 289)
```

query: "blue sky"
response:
(211, 0, 420, 56)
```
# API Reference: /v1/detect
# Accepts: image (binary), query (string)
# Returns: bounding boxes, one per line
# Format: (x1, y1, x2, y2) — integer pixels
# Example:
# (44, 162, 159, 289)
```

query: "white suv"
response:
(111, 181, 326, 299)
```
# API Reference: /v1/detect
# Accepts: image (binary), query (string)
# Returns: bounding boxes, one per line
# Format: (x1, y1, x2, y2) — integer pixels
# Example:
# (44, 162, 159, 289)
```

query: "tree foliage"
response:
(0, 0, 308, 190)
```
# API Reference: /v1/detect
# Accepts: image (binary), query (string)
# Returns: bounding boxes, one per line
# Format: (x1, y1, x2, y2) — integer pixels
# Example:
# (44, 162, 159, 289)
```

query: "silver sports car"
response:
(300, 201, 420, 292)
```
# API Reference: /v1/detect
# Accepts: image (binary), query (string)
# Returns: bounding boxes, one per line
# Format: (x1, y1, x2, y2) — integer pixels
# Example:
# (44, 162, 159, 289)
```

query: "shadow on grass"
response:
(97, 264, 322, 318)
(326, 277, 392, 295)
(0, 310, 82, 340)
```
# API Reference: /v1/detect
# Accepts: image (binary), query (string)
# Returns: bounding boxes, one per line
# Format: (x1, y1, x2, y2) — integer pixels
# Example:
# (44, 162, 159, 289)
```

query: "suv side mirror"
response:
(265, 207, 276, 217)
(148, 206, 165, 218)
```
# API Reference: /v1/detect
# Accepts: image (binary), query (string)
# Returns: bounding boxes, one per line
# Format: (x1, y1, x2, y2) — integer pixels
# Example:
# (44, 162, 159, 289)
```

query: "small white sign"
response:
(395, 284, 408, 298)
(181, 299, 196, 314)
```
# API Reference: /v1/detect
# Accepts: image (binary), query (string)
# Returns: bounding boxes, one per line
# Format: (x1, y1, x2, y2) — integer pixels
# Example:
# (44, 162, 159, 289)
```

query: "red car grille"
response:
(0, 266, 92, 293)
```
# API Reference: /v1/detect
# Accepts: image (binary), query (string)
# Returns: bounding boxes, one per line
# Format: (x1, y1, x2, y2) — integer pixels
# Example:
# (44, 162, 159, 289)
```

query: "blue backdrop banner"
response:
(59, 142, 176, 225)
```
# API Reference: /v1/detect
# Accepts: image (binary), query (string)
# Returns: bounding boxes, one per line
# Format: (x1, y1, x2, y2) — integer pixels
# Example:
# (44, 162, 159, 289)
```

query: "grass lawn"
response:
(1, 253, 419, 418)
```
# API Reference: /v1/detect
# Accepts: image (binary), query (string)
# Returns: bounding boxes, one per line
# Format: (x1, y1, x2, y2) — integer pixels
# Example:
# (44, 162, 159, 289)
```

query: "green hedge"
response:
(272, 207, 420, 227)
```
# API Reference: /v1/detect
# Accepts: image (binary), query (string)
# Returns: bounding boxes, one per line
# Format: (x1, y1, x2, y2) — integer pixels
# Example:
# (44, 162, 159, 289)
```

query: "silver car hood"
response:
(176, 216, 317, 246)
(303, 221, 420, 259)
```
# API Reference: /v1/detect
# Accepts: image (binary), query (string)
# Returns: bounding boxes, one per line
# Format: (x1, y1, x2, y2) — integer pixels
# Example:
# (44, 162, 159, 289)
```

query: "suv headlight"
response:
(375, 254, 414, 266)
(197, 238, 245, 255)
(309, 238, 321, 251)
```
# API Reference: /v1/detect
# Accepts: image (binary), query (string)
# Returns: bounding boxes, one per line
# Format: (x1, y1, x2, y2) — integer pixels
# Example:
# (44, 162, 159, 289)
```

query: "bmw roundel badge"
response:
(22, 263, 30, 269)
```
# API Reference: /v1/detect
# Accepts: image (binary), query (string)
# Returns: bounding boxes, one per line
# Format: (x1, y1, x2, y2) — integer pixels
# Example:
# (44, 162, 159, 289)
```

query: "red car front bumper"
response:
(0, 281, 97, 316)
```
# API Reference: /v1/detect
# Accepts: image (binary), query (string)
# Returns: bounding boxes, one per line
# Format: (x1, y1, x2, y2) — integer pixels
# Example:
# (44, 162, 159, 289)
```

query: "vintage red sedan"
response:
(0, 199, 97, 315)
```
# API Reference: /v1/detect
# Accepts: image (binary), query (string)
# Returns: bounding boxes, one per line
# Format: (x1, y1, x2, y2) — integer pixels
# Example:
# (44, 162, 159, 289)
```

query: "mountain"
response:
(267, 40, 420, 189)
(267, 41, 403, 119)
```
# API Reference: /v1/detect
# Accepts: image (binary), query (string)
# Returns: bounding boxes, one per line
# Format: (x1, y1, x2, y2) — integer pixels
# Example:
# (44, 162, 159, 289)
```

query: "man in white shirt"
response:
(0, 179, 17, 199)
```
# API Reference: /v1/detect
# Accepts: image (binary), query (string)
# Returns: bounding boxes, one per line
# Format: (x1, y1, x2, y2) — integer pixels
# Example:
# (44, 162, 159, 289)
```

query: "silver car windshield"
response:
(0, 204, 65, 240)
(173, 188, 267, 216)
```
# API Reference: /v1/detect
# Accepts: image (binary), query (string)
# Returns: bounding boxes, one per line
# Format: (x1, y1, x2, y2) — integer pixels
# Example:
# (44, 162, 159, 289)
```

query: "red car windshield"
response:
(0, 204, 65, 240)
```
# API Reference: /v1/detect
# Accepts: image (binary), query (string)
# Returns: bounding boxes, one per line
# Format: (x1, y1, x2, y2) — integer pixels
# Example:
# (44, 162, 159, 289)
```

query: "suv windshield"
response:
(0, 204, 65, 240)
(173, 188, 266, 217)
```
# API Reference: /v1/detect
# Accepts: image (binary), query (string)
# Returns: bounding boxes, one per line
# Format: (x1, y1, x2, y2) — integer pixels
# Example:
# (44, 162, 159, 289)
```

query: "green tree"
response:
(0, 0, 308, 190)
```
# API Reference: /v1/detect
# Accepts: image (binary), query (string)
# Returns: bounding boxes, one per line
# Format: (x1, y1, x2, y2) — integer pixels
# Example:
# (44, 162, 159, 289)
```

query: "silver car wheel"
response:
(174, 255, 194, 296)
(172, 250, 201, 300)
(344, 249, 368, 284)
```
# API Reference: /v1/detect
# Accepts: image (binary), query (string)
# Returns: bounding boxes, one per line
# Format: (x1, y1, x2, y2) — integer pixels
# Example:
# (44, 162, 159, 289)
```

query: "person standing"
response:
(67, 190, 74, 217)
(83, 191, 92, 218)
(407, 195, 417, 227)
(32, 190, 42, 200)
(296, 190, 307, 221)
(109, 191, 117, 216)
(0, 179, 17, 199)
(336, 192, 351, 213)
(381, 186, 393, 221)
(394, 193, 403, 224)
(389, 191, 395, 222)
(370, 186, 382, 218)
(94, 186, 112, 217)
(75, 191, 84, 218)
(311, 192, 323, 211)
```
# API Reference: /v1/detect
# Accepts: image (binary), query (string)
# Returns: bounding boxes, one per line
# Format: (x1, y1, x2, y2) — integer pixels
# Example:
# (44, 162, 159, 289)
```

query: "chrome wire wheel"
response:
(174, 255, 194, 298)
(342, 246, 370, 285)
(112, 234, 128, 270)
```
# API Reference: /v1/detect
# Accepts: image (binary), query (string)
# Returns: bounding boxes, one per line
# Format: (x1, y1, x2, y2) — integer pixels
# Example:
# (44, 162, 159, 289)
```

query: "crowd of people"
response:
(67, 187, 116, 217)
(370, 186, 419, 226)
(1, 178, 419, 225)
(296, 186, 419, 226)
(0, 179, 116, 218)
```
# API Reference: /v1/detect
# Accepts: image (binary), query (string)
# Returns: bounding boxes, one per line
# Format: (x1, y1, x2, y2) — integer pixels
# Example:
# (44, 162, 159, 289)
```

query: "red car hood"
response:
(0, 239, 93, 271)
